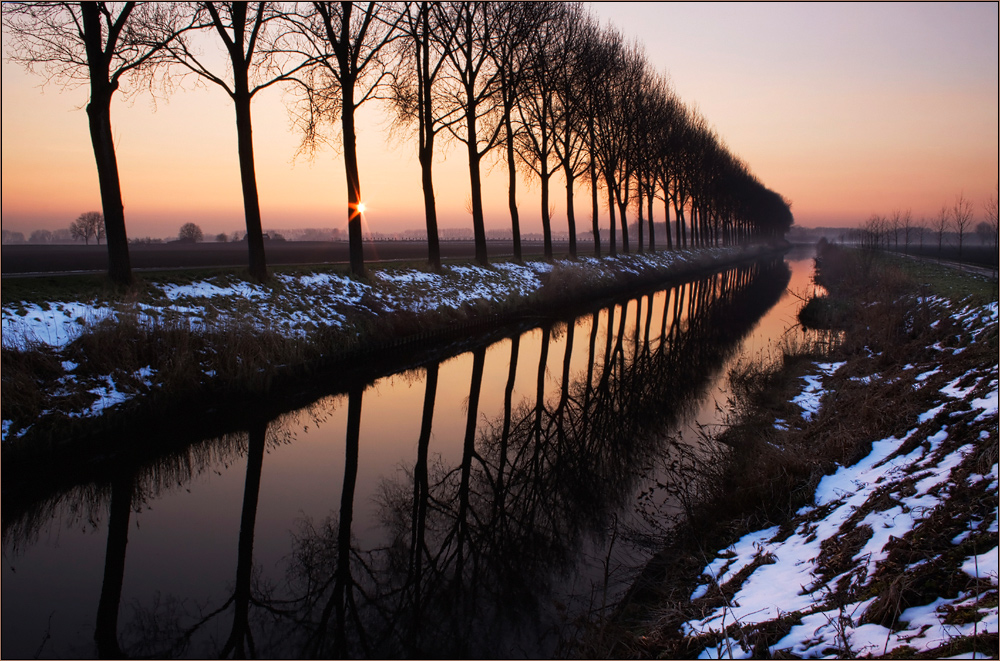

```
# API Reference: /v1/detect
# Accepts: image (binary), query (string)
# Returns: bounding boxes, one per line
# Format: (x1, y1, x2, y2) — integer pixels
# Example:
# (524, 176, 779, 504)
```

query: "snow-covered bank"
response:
(633, 295, 998, 659)
(1, 247, 755, 443)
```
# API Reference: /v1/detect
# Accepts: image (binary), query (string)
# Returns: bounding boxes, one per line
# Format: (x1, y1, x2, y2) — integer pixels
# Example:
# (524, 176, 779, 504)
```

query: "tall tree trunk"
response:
(220, 419, 267, 658)
(417, 14, 440, 270)
(565, 170, 577, 259)
(588, 120, 600, 258)
(86, 93, 132, 286)
(410, 361, 437, 611)
(636, 182, 644, 254)
(342, 87, 365, 276)
(233, 90, 268, 281)
(504, 104, 522, 262)
(675, 193, 686, 248)
(95, 473, 133, 658)
(606, 175, 617, 256)
(617, 197, 630, 254)
(333, 384, 363, 655)
(494, 336, 519, 526)
(82, 3, 131, 286)
(647, 183, 656, 252)
(540, 163, 552, 260)
(663, 196, 673, 250)
(457, 347, 486, 575)
(467, 133, 488, 265)
(418, 142, 440, 270)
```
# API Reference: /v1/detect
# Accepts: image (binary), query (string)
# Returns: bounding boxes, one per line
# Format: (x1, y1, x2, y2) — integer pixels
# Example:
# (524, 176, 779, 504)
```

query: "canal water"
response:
(2, 247, 819, 658)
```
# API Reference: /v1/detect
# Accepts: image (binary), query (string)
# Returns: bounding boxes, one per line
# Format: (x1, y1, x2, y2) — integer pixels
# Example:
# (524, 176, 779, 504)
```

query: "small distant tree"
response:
(216, 232, 229, 243)
(985, 183, 999, 257)
(2, 230, 26, 244)
(178, 222, 204, 243)
(976, 221, 991, 245)
(915, 222, 927, 250)
(29, 229, 53, 244)
(889, 210, 901, 250)
(71, 211, 105, 244)
(951, 192, 973, 263)
(934, 206, 950, 261)
(901, 209, 913, 254)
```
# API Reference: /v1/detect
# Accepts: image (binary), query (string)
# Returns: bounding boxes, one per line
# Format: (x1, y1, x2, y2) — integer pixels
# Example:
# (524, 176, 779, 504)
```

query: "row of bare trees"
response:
(852, 188, 999, 264)
(4, 2, 792, 285)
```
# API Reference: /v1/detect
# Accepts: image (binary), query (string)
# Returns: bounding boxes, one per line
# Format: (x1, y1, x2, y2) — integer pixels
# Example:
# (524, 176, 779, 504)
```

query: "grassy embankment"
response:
(1, 245, 777, 457)
(589, 240, 998, 659)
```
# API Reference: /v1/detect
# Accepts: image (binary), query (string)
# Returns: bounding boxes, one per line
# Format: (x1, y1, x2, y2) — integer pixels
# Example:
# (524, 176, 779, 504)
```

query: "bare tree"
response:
(391, 1, 460, 270)
(951, 192, 974, 264)
(934, 206, 950, 261)
(288, 1, 402, 276)
(437, 1, 507, 266)
(573, 17, 619, 257)
(603, 43, 648, 254)
(901, 209, 913, 254)
(586, 26, 627, 255)
(2, 230, 26, 245)
(166, 2, 312, 281)
(975, 221, 992, 245)
(888, 210, 902, 251)
(178, 222, 204, 242)
(70, 210, 106, 244)
(515, 3, 562, 260)
(548, 4, 595, 259)
(28, 229, 53, 244)
(489, 1, 549, 262)
(985, 182, 999, 261)
(4, 2, 188, 285)
(649, 87, 684, 252)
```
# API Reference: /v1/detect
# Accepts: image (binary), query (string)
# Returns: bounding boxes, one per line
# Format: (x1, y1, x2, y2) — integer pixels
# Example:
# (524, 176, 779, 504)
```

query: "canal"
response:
(2, 247, 819, 658)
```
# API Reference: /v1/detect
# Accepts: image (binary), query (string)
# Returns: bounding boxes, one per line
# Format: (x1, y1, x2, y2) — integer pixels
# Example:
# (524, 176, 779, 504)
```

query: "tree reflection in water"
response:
(274, 259, 790, 658)
(2, 258, 791, 659)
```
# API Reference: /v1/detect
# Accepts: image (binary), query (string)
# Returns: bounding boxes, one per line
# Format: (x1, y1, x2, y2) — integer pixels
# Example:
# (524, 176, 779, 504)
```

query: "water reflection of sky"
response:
(2, 250, 816, 658)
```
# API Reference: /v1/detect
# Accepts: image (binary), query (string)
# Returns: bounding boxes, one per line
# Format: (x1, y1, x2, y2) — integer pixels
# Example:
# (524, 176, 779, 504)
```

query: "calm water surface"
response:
(2, 248, 820, 658)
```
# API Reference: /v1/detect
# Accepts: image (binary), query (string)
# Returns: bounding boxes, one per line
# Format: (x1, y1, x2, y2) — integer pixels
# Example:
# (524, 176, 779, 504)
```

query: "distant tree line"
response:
(4, 1, 793, 285)
(849, 186, 999, 269)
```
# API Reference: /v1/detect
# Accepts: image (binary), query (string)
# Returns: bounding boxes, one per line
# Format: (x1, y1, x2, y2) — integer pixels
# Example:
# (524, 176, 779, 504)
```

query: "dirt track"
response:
(1, 239, 591, 276)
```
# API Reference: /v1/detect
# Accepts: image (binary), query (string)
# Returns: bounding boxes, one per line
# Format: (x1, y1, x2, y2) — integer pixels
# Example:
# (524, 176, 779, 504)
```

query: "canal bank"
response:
(2, 243, 783, 458)
(594, 242, 999, 659)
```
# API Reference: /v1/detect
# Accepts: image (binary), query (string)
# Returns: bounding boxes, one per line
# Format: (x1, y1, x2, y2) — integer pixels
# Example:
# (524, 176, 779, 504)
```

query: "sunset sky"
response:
(2, 2, 998, 240)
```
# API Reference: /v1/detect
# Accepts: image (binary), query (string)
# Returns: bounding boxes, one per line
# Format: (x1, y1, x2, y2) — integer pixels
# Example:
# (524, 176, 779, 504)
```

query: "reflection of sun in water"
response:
(357, 202, 367, 214)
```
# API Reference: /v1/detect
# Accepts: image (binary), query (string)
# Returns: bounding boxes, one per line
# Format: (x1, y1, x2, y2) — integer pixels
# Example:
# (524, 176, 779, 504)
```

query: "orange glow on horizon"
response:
(2, 4, 996, 239)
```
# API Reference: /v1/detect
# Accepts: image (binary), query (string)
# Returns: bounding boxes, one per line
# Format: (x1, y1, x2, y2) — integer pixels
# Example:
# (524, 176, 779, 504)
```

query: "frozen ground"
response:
(1, 250, 723, 351)
(680, 299, 999, 659)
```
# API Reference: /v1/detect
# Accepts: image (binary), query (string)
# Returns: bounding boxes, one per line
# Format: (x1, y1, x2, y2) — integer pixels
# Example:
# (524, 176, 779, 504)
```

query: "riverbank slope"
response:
(2, 245, 779, 456)
(595, 242, 998, 659)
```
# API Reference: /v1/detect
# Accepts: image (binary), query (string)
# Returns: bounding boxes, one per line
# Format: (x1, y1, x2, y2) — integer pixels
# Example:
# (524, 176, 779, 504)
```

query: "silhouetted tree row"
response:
(851, 187, 999, 270)
(4, 1, 792, 284)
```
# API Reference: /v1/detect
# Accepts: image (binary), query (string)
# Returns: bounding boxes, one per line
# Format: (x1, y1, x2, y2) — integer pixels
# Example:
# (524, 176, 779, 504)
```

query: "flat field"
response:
(1, 239, 591, 275)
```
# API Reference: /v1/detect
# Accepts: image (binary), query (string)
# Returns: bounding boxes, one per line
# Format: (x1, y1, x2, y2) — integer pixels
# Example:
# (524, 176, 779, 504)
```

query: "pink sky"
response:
(2, 2, 997, 240)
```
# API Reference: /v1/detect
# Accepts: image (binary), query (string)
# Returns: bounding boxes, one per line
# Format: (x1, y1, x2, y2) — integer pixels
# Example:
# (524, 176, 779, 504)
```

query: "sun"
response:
(356, 202, 367, 214)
